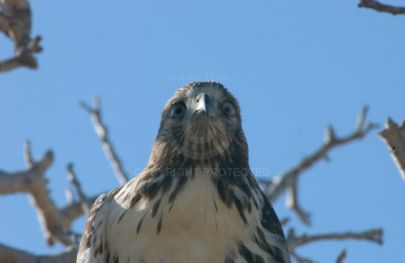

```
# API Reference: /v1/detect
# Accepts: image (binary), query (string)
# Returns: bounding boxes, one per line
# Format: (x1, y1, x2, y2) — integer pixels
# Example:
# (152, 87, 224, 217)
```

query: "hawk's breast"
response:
(106, 167, 265, 263)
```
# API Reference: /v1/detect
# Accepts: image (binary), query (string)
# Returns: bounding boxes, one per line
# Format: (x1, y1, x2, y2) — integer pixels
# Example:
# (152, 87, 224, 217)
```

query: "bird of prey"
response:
(77, 82, 291, 263)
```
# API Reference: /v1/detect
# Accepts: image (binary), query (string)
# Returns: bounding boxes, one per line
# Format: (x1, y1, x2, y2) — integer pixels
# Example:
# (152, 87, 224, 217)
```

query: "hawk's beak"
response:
(194, 93, 209, 116)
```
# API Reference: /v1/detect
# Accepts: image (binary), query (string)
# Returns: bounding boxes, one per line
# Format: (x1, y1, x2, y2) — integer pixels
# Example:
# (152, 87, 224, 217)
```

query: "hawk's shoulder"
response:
(76, 186, 121, 263)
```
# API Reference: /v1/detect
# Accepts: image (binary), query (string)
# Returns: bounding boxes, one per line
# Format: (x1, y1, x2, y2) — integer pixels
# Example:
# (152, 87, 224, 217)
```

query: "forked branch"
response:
(262, 106, 377, 224)
(287, 228, 383, 263)
(0, 0, 42, 72)
(0, 142, 98, 246)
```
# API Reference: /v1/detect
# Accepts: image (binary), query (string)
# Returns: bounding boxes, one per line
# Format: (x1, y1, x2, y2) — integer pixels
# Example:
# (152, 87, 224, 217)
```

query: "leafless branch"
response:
(65, 188, 74, 204)
(0, 243, 76, 263)
(0, 143, 73, 246)
(66, 163, 90, 217)
(287, 228, 383, 251)
(262, 106, 377, 224)
(0, 142, 104, 248)
(287, 228, 382, 263)
(80, 97, 129, 184)
(286, 176, 311, 225)
(379, 117, 405, 182)
(0, 0, 42, 72)
(24, 140, 34, 167)
(359, 0, 405, 15)
(336, 250, 347, 263)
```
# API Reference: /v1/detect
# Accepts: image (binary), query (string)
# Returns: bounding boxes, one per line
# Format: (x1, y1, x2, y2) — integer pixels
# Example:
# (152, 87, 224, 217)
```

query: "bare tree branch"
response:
(287, 228, 383, 251)
(0, 0, 42, 72)
(359, 0, 405, 15)
(0, 243, 76, 263)
(80, 97, 129, 184)
(65, 188, 74, 205)
(286, 176, 311, 225)
(0, 143, 73, 246)
(287, 228, 382, 263)
(24, 140, 34, 167)
(261, 106, 377, 224)
(379, 118, 405, 182)
(66, 163, 90, 217)
(336, 250, 347, 263)
(0, 141, 106, 248)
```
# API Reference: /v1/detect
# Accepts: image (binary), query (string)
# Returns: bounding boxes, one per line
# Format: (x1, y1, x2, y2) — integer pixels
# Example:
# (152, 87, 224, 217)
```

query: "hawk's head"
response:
(149, 82, 248, 166)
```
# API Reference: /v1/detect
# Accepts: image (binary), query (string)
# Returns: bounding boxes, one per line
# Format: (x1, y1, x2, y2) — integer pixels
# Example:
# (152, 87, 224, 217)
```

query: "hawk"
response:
(77, 82, 291, 263)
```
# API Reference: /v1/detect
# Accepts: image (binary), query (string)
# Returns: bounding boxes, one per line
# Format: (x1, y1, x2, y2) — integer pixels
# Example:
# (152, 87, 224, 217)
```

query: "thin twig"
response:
(261, 106, 377, 224)
(359, 0, 405, 15)
(66, 163, 89, 217)
(336, 250, 347, 263)
(65, 188, 74, 205)
(287, 228, 382, 263)
(286, 176, 311, 225)
(287, 228, 383, 250)
(24, 140, 34, 167)
(80, 97, 129, 184)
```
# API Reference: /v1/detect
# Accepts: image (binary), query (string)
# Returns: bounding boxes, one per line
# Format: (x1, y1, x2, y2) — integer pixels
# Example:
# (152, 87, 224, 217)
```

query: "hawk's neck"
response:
(134, 135, 257, 210)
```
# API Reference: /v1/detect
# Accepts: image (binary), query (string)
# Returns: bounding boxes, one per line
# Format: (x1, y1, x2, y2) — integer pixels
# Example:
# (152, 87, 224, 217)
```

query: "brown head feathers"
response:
(146, 81, 249, 173)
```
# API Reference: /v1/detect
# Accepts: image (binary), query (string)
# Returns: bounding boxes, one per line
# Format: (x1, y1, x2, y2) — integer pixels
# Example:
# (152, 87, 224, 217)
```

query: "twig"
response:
(336, 250, 347, 263)
(287, 228, 382, 263)
(65, 188, 74, 205)
(80, 97, 129, 184)
(286, 176, 311, 225)
(66, 163, 90, 217)
(262, 106, 377, 224)
(359, 0, 405, 15)
(0, 243, 76, 263)
(287, 228, 383, 251)
(24, 140, 34, 167)
(379, 118, 405, 182)
(0, 0, 42, 72)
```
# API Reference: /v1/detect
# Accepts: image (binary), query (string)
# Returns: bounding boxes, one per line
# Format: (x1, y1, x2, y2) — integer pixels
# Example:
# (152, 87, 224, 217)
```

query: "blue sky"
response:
(1, 0, 405, 262)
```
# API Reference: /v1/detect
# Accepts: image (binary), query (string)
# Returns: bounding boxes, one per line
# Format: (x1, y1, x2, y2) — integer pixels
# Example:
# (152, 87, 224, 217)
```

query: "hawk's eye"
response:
(222, 102, 236, 117)
(170, 102, 186, 119)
